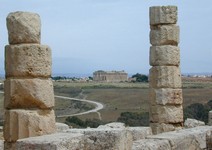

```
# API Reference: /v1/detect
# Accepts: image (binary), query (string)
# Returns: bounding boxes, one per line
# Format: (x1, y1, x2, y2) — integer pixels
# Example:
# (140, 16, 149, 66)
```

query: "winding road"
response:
(0, 91, 104, 120)
(55, 95, 104, 120)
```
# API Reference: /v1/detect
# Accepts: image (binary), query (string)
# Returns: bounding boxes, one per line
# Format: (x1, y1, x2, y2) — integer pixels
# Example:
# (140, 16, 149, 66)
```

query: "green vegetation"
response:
(65, 116, 105, 128)
(53, 82, 149, 90)
(0, 78, 211, 126)
(54, 85, 82, 97)
(132, 73, 148, 82)
(52, 76, 68, 80)
(117, 112, 149, 126)
(64, 112, 149, 128)
(52, 76, 91, 82)
(88, 76, 93, 80)
(52, 80, 212, 123)
(65, 98, 212, 128)
(184, 100, 212, 124)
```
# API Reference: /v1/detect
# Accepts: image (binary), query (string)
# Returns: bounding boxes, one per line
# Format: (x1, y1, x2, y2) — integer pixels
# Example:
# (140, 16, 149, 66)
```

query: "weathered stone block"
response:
(4, 109, 56, 142)
(4, 133, 85, 150)
(209, 111, 212, 126)
(0, 141, 3, 150)
(149, 66, 182, 88)
(68, 126, 152, 142)
(150, 123, 182, 135)
(132, 139, 171, 150)
(127, 127, 152, 141)
(5, 44, 51, 78)
(67, 128, 133, 150)
(7, 11, 41, 44)
(149, 88, 183, 105)
(147, 126, 212, 149)
(184, 118, 205, 128)
(56, 123, 69, 132)
(4, 78, 54, 109)
(149, 105, 183, 123)
(150, 45, 180, 66)
(98, 122, 125, 129)
(98, 123, 153, 141)
(150, 6, 177, 25)
(150, 25, 179, 46)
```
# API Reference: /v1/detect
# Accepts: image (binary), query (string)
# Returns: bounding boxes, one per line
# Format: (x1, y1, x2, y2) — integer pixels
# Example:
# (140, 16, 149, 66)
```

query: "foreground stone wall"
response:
(149, 6, 183, 134)
(1, 123, 212, 150)
(132, 126, 212, 150)
(4, 11, 56, 145)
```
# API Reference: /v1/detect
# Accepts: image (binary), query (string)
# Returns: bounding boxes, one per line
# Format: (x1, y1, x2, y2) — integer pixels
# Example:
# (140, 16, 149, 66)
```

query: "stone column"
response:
(209, 111, 212, 125)
(4, 11, 56, 143)
(149, 6, 183, 134)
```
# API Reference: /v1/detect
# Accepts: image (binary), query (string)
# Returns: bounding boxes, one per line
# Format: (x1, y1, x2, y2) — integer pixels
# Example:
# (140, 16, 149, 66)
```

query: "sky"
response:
(0, 0, 212, 76)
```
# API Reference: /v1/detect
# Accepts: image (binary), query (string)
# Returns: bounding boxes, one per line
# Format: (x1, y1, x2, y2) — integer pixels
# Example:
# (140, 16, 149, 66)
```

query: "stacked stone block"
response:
(209, 111, 212, 125)
(149, 6, 183, 134)
(4, 11, 56, 143)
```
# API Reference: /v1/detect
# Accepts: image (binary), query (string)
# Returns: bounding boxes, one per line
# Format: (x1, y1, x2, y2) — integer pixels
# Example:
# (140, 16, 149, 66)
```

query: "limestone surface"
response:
(4, 133, 85, 150)
(149, 88, 183, 105)
(4, 109, 56, 142)
(56, 123, 69, 132)
(4, 78, 54, 109)
(3, 126, 212, 150)
(68, 126, 153, 142)
(184, 118, 205, 128)
(150, 6, 177, 25)
(98, 123, 153, 141)
(127, 127, 152, 141)
(147, 126, 212, 149)
(7, 11, 41, 44)
(150, 105, 183, 123)
(150, 123, 182, 135)
(150, 25, 179, 46)
(67, 128, 133, 150)
(5, 44, 51, 78)
(0, 140, 3, 150)
(150, 45, 180, 66)
(149, 66, 182, 88)
(97, 122, 125, 129)
(132, 139, 171, 150)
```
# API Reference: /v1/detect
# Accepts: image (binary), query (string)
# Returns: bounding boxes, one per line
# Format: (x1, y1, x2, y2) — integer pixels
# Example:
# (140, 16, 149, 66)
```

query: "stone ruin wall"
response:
(1, 6, 212, 150)
(4, 11, 56, 147)
(93, 71, 128, 82)
(149, 6, 184, 134)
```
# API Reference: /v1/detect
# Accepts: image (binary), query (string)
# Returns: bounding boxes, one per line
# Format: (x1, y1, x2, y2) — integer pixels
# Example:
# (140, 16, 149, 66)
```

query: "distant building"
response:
(93, 70, 128, 82)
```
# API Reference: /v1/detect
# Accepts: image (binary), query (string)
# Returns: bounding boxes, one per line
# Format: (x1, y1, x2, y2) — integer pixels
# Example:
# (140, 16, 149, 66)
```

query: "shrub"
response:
(117, 112, 149, 126)
(65, 116, 105, 128)
(184, 100, 212, 124)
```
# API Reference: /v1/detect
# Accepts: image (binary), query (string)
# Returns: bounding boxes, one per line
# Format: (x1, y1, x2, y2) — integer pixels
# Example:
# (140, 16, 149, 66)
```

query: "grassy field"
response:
(0, 78, 212, 124)
(53, 79, 212, 123)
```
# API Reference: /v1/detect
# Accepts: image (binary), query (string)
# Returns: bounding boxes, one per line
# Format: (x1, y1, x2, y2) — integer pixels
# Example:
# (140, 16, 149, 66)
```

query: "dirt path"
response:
(55, 95, 104, 120)
(0, 91, 104, 120)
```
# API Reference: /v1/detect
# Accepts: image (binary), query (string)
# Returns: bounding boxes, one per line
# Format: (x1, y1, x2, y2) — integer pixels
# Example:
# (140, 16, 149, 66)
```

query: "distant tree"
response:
(132, 73, 148, 82)
(88, 76, 93, 80)
(52, 76, 67, 80)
